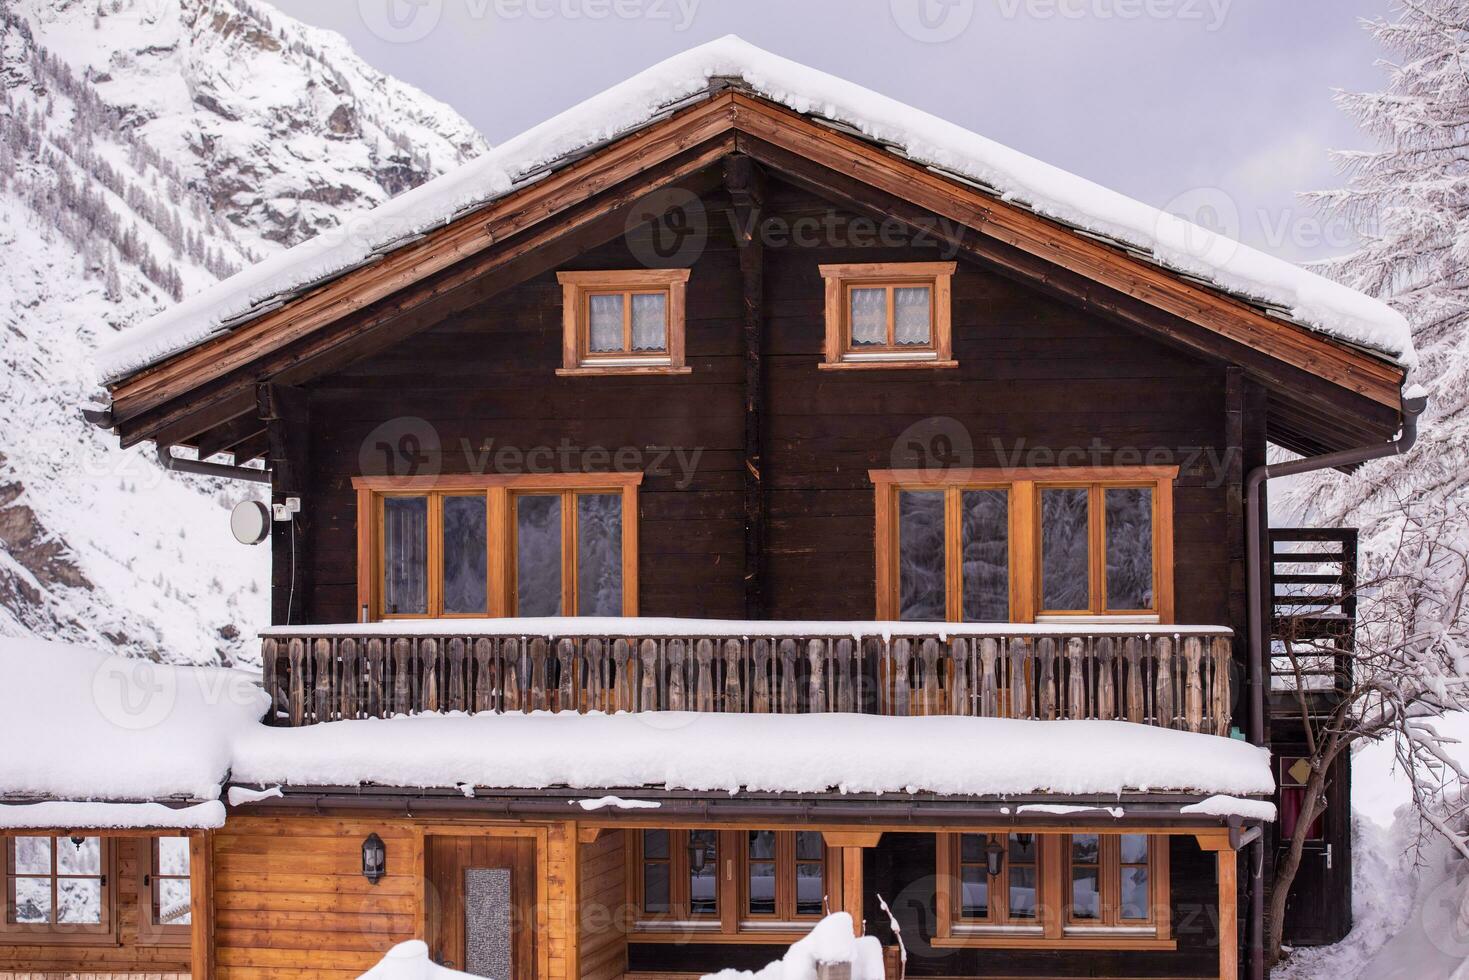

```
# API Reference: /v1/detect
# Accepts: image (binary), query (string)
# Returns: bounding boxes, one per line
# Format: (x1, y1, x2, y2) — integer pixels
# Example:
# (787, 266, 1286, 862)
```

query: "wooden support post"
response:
(1217, 845, 1239, 980)
(258, 382, 311, 625)
(842, 846, 864, 935)
(724, 154, 768, 619)
(189, 831, 214, 980)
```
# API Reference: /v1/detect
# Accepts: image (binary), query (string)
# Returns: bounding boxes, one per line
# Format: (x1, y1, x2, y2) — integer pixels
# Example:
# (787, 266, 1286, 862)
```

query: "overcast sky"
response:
(271, 0, 1393, 262)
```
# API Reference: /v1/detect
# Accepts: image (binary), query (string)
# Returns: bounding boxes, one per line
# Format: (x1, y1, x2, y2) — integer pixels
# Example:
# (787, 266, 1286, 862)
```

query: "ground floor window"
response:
(935, 832, 1171, 949)
(630, 829, 838, 942)
(138, 836, 191, 943)
(354, 473, 640, 620)
(1, 836, 113, 942)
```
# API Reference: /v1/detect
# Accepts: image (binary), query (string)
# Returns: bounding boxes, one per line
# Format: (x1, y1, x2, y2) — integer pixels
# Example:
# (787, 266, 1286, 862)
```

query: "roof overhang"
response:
(98, 89, 1406, 458)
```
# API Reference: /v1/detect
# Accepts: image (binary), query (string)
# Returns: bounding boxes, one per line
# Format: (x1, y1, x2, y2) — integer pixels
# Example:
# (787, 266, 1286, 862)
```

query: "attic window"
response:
(557, 270, 692, 375)
(819, 262, 956, 369)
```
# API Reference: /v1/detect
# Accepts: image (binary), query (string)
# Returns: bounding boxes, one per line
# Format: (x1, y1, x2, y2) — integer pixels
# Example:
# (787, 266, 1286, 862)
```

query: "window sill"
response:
(630, 930, 816, 945)
(0, 931, 121, 947)
(557, 365, 692, 377)
(932, 934, 1175, 951)
(819, 358, 958, 371)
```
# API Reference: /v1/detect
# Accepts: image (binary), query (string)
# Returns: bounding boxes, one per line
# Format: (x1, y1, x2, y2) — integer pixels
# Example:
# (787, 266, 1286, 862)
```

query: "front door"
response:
(426, 835, 537, 979)
(1276, 752, 1352, 945)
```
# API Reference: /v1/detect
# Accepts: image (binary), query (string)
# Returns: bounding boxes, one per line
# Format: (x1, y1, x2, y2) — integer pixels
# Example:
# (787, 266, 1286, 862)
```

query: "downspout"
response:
(1243, 388, 1426, 980)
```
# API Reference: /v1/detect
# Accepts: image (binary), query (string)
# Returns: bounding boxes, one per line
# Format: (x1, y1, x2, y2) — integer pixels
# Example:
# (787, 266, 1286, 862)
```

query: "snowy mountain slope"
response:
(0, 0, 488, 664)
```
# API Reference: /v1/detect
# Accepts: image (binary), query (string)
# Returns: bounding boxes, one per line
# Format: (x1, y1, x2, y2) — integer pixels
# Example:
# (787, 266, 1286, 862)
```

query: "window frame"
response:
(353, 473, 641, 621)
(557, 270, 691, 376)
(871, 466, 1176, 624)
(935, 832, 1172, 950)
(818, 262, 957, 369)
(628, 829, 841, 944)
(1, 835, 116, 945)
(136, 836, 191, 946)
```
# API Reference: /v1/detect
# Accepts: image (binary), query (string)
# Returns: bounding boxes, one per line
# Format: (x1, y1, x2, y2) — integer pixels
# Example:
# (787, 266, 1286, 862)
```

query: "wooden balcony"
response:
(260, 620, 1234, 735)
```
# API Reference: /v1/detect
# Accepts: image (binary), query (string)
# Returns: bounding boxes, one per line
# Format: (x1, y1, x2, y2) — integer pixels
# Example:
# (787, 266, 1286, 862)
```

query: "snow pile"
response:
(232, 711, 1273, 805)
(358, 940, 476, 980)
(0, 800, 225, 830)
(703, 913, 884, 980)
(97, 35, 1413, 382)
(0, 637, 269, 801)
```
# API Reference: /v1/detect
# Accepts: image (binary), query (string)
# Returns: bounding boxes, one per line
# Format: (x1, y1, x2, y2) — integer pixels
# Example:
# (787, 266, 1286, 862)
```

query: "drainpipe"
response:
(1243, 388, 1426, 980)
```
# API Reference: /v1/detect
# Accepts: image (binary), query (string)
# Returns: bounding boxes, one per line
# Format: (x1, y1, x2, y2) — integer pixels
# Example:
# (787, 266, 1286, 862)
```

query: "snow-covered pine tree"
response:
(1286, 0, 1469, 547)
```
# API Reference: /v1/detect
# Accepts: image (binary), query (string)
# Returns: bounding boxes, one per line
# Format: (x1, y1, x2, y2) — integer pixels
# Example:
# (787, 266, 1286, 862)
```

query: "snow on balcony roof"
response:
(230, 711, 1275, 813)
(0, 638, 269, 804)
(95, 36, 1414, 384)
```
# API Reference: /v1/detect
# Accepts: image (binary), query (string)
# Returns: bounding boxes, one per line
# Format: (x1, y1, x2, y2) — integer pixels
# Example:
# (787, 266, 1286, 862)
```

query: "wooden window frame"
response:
(1, 836, 116, 946)
(818, 262, 956, 370)
(136, 836, 191, 946)
(871, 466, 1175, 624)
(627, 829, 841, 944)
(557, 270, 691, 376)
(935, 832, 1172, 950)
(353, 473, 641, 621)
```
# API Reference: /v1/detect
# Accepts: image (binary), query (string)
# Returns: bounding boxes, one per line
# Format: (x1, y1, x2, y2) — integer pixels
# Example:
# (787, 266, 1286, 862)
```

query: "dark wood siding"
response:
(299, 179, 1238, 641)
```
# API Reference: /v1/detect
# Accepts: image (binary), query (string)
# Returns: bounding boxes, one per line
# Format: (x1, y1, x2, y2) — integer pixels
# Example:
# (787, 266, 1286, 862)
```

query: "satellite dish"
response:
(230, 500, 270, 546)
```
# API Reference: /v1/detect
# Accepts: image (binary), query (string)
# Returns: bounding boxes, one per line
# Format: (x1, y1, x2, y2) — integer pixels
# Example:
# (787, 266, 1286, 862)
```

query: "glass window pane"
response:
(898, 490, 946, 621)
(1105, 487, 1154, 610)
(1120, 866, 1150, 920)
(961, 489, 1009, 622)
(58, 837, 100, 876)
(443, 496, 488, 615)
(959, 865, 989, 918)
(748, 830, 776, 861)
(1009, 834, 1037, 865)
(158, 878, 192, 924)
(157, 837, 191, 876)
(57, 878, 101, 924)
(796, 862, 824, 915)
(748, 860, 777, 915)
(642, 830, 669, 860)
(1008, 867, 1037, 920)
(1119, 834, 1149, 865)
(14, 837, 50, 875)
(959, 833, 986, 863)
(588, 294, 623, 352)
(515, 494, 562, 617)
(1041, 488, 1090, 610)
(642, 863, 669, 914)
(893, 286, 931, 345)
(1070, 834, 1100, 864)
(576, 494, 623, 617)
(383, 496, 428, 615)
(849, 287, 886, 346)
(689, 830, 718, 915)
(1070, 868, 1101, 920)
(795, 832, 823, 862)
(631, 293, 667, 351)
(14, 877, 51, 924)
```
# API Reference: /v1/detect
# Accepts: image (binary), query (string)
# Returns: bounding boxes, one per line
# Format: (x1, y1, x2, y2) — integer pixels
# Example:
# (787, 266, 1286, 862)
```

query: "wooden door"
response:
(1276, 751, 1352, 945)
(425, 836, 537, 979)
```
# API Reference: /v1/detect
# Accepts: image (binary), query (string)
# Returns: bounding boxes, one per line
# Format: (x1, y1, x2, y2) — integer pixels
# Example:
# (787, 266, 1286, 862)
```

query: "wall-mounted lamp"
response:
(985, 837, 1005, 877)
(362, 833, 386, 884)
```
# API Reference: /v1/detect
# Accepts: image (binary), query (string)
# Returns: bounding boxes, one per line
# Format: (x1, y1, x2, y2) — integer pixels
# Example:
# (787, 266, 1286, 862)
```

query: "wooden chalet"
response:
(4, 36, 1416, 980)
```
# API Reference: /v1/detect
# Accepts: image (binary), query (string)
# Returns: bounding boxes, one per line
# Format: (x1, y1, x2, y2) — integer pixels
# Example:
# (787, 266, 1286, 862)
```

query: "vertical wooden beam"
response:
(259, 382, 312, 626)
(189, 831, 214, 980)
(724, 155, 768, 619)
(1217, 845, 1239, 980)
(842, 846, 864, 935)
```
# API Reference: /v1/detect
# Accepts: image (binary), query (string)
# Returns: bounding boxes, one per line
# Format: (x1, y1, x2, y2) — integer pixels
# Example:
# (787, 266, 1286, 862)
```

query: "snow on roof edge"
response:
(95, 36, 1415, 385)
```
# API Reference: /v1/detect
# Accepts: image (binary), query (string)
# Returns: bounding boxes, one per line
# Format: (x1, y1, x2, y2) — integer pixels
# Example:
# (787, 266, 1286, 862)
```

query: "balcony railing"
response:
(260, 620, 1234, 735)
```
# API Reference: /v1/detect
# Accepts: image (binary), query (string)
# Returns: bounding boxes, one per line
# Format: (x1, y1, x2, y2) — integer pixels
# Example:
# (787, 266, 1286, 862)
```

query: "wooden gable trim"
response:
(107, 87, 1403, 440)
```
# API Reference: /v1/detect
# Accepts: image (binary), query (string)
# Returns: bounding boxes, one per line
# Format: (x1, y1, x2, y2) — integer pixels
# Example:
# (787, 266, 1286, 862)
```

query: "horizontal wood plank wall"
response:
(578, 831, 628, 980)
(0, 838, 189, 976)
(301, 178, 1237, 642)
(210, 816, 420, 980)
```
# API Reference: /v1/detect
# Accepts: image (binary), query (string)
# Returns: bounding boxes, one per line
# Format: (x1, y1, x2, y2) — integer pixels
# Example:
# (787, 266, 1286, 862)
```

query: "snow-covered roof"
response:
(0, 638, 269, 804)
(230, 711, 1275, 813)
(96, 36, 1414, 384)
